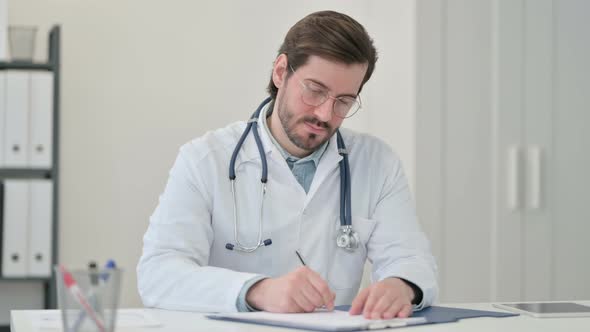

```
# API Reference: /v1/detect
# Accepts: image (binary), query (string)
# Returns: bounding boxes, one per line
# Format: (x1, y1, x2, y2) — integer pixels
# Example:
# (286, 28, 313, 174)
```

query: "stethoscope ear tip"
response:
(263, 239, 272, 246)
(225, 243, 235, 250)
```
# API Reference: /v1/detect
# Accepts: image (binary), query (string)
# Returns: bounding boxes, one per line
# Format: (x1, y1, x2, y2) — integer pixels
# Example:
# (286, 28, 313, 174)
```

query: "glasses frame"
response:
(288, 65, 362, 119)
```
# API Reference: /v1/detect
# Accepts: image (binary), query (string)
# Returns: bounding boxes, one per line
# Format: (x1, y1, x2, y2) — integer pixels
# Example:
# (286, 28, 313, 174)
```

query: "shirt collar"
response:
(261, 102, 329, 167)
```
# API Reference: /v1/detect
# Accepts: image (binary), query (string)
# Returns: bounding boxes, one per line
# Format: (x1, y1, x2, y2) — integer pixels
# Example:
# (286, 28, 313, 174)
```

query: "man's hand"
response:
(349, 277, 415, 319)
(246, 266, 336, 313)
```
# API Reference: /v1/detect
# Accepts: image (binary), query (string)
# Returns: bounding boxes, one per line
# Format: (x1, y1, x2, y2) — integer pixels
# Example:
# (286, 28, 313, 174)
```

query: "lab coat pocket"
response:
(327, 216, 376, 291)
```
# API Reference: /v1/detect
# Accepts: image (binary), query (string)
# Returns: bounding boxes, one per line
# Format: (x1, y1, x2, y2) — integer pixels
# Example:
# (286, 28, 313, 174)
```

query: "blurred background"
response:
(0, 0, 588, 327)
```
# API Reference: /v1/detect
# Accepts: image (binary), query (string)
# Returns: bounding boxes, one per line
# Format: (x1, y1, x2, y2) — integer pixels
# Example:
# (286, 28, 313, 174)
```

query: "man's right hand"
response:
(246, 266, 336, 312)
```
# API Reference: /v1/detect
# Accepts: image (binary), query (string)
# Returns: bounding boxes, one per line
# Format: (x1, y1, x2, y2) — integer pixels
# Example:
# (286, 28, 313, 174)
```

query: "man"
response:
(138, 10, 437, 319)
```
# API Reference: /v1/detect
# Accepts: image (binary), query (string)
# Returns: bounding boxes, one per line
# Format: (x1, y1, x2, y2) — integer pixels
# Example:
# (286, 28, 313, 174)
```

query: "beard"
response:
(277, 94, 336, 152)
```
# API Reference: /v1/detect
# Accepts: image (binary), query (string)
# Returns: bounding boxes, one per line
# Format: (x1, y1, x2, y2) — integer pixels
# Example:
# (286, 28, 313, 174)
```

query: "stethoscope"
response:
(225, 97, 359, 253)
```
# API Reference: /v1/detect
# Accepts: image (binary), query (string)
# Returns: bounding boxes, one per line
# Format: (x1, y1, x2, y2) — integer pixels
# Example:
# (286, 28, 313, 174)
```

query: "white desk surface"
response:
(11, 302, 590, 332)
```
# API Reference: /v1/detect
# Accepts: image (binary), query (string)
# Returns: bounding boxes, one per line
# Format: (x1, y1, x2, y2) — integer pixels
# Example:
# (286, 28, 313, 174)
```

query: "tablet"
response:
(493, 302, 590, 318)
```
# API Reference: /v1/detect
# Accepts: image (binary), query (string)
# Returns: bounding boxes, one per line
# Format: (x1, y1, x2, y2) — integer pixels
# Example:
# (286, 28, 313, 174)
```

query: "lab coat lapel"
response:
(305, 132, 342, 205)
(233, 102, 300, 196)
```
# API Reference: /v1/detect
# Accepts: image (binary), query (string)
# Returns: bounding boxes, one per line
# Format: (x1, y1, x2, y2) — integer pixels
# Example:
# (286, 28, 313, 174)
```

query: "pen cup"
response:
(55, 265, 123, 332)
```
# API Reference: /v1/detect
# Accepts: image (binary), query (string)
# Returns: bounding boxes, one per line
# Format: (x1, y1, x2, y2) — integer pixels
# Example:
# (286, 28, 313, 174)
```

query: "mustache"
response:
(300, 116, 330, 130)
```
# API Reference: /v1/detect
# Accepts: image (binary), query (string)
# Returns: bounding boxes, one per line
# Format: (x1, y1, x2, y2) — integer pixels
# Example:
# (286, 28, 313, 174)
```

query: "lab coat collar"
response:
(232, 101, 275, 166)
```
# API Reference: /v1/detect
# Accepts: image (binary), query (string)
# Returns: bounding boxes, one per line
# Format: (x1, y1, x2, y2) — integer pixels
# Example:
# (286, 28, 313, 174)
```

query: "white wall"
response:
(9, 0, 416, 307)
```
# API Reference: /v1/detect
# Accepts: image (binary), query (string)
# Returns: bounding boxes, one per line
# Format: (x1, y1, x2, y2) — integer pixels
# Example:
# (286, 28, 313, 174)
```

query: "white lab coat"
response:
(137, 105, 438, 313)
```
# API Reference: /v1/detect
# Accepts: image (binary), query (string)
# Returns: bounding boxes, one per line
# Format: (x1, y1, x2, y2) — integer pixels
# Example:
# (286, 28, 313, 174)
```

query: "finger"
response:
(349, 287, 369, 315)
(396, 304, 413, 318)
(305, 270, 334, 309)
(382, 300, 404, 320)
(362, 288, 381, 318)
(292, 287, 316, 313)
(370, 294, 394, 319)
(299, 281, 325, 308)
(273, 293, 303, 313)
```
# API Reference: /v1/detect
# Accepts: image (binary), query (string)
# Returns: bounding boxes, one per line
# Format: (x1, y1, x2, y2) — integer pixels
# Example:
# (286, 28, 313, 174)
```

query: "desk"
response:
(11, 302, 590, 332)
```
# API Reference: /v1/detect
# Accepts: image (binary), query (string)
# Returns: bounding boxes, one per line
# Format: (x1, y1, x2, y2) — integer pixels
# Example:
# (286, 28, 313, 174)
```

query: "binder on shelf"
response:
(29, 72, 53, 168)
(1, 180, 29, 277)
(0, 72, 5, 166)
(27, 180, 53, 277)
(4, 71, 30, 167)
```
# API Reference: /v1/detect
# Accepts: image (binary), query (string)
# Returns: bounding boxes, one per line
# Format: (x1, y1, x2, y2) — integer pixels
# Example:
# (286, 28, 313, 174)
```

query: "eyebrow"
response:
(305, 78, 358, 99)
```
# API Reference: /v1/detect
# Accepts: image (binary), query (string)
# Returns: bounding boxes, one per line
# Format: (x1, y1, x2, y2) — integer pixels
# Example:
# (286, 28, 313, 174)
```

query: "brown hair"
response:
(267, 10, 378, 99)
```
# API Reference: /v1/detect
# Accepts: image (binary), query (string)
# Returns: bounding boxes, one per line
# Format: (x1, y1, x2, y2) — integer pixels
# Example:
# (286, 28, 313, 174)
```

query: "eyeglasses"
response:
(289, 65, 362, 119)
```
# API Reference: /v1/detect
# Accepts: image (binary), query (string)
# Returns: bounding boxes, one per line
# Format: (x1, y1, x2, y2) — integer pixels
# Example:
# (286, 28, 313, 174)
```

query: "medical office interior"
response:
(0, 0, 588, 329)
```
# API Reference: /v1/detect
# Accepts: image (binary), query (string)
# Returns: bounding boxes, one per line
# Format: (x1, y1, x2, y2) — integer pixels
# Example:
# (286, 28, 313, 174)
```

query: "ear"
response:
(272, 54, 289, 89)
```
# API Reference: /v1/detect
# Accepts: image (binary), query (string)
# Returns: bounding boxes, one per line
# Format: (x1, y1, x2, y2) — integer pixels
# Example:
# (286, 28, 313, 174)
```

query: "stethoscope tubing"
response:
(229, 97, 271, 182)
(226, 97, 354, 252)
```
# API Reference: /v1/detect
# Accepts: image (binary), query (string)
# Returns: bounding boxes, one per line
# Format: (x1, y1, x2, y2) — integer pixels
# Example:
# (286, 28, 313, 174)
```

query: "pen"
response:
(105, 259, 116, 269)
(88, 261, 99, 286)
(59, 264, 106, 332)
(295, 250, 306, 266)
(295, 251, 333, 310)
(101, 259, 117, 282)
(72, 261, 105, 331)
(72, 260, 117, 331)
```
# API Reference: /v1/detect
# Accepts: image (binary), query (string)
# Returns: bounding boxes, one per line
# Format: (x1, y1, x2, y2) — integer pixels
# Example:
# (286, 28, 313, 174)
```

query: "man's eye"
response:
(309, 88, 325, 96)
(338, 98, 355, 107)
(305, 82, 324, 92)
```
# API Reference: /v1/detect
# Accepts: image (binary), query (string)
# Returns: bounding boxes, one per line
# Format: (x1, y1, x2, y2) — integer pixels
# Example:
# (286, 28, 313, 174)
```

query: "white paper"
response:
(30, 309, 162, 329)
(208, 309, 426, 331)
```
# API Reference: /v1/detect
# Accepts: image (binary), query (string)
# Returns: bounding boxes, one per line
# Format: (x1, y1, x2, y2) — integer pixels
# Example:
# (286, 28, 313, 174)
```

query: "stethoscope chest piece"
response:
(336, 225, 360, 251)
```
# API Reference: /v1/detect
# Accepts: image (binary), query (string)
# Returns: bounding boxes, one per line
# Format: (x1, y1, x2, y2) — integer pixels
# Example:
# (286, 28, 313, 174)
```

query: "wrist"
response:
(398, 278, 422, 305)
(246, 278, 269, 310)
(404, 281, 416, 302)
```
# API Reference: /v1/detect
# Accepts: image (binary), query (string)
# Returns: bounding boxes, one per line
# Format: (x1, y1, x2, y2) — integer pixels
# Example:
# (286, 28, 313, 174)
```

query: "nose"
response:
(313, 98, 334, 122)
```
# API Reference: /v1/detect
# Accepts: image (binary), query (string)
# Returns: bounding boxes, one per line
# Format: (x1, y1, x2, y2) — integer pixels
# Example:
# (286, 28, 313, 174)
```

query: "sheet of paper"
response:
(30, 309, 162, 329)
(208, 309, 427, 331)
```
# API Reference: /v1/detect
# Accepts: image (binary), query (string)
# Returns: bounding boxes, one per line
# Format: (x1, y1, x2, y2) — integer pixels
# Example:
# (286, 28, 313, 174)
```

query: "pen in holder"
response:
(55, 264, 123, 332)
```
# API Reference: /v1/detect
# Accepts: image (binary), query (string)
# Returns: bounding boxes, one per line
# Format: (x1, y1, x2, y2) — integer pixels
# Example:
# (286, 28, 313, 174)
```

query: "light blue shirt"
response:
(261, 106, 329, 193)
(236, 103, 329, 311)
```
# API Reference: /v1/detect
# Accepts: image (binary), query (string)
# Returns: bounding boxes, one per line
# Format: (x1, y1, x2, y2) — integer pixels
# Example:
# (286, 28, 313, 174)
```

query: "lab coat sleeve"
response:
(367, 150, 438, 310)
(137, 145, 263, 312)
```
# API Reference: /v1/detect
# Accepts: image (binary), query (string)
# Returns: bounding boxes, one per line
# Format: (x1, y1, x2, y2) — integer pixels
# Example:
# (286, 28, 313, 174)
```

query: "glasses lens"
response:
(334, 97, 361, 118)
(301, 84, 327, 106)
(297, 76, 362, 118)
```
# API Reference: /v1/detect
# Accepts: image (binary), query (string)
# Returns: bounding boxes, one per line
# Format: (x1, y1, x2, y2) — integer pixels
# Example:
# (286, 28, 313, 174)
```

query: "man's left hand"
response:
(349, 277, 415, 319)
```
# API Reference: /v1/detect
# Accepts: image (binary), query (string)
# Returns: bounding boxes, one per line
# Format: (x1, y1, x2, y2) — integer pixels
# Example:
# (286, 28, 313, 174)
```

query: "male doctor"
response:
(138, 10, 437, 319)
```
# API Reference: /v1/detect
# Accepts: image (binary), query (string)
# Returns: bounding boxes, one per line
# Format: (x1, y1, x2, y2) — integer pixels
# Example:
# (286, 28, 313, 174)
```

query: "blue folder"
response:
(336, 305, 518, 324)
(208, 305, 518, 331)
